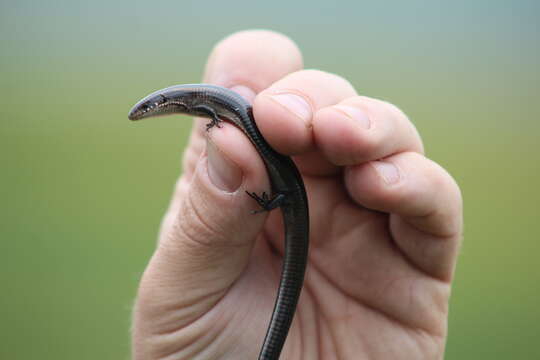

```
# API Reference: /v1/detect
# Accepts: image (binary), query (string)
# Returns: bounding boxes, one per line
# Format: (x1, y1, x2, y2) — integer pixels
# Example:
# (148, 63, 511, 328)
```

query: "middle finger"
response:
(313, 96, 424, 165)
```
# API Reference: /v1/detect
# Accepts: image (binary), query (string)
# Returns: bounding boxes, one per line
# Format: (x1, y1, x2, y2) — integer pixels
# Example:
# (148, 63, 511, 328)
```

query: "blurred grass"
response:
(1, 1, 539, 359)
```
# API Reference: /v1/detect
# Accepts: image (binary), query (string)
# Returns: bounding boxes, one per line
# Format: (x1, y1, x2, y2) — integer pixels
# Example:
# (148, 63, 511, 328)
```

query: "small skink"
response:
(129, 84, 309, 360)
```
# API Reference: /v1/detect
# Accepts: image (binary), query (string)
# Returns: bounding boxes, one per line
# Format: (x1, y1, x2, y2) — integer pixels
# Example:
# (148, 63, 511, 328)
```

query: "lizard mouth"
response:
(128, 100, 160, 120)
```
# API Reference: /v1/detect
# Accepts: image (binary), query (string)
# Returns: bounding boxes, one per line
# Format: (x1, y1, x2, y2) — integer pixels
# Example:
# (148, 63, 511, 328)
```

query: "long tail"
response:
(258, 224, 309, 360)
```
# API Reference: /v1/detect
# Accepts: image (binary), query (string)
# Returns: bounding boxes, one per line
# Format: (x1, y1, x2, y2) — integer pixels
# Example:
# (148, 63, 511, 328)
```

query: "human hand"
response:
(132, 30, 463, 360)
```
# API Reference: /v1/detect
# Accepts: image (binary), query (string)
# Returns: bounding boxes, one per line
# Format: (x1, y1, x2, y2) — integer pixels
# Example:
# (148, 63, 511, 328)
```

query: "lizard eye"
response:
(139, 103, 151, 113)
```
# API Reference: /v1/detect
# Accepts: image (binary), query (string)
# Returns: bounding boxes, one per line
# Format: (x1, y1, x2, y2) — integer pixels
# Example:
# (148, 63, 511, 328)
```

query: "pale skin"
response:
(132, 30, 463, 360)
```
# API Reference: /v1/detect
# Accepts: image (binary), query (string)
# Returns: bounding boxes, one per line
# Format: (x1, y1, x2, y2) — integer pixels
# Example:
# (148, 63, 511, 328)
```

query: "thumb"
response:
(133, 122, 270, 337)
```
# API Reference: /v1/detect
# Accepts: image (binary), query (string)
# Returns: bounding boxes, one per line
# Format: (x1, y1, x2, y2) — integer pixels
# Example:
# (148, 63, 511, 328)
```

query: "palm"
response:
(221, 173, 448, 359)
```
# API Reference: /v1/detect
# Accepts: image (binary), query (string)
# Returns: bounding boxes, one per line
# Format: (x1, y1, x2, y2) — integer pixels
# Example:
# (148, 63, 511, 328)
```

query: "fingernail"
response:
(372, 160, 401, 185)
(334, 105, 371, 129)
(230, 85, 256, 103)
(270, 92, 312, 122)
(207, 139, 242, 192)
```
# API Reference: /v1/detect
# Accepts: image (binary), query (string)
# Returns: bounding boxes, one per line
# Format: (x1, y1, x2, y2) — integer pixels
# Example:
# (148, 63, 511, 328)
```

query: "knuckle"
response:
(423, 158, 464, 236)
(289, 69, 356, 92)
(379, 101, 423, 154)
(428, 159, 461, 200)
(384, 100, 410, 124)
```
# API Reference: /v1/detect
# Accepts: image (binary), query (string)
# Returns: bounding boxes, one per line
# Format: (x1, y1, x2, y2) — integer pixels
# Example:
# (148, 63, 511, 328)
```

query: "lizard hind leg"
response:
(246, 191, 286, 214)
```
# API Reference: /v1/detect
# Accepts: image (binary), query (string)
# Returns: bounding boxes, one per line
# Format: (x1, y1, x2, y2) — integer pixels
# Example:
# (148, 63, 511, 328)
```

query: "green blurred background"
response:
(1, 0, 538, 358)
